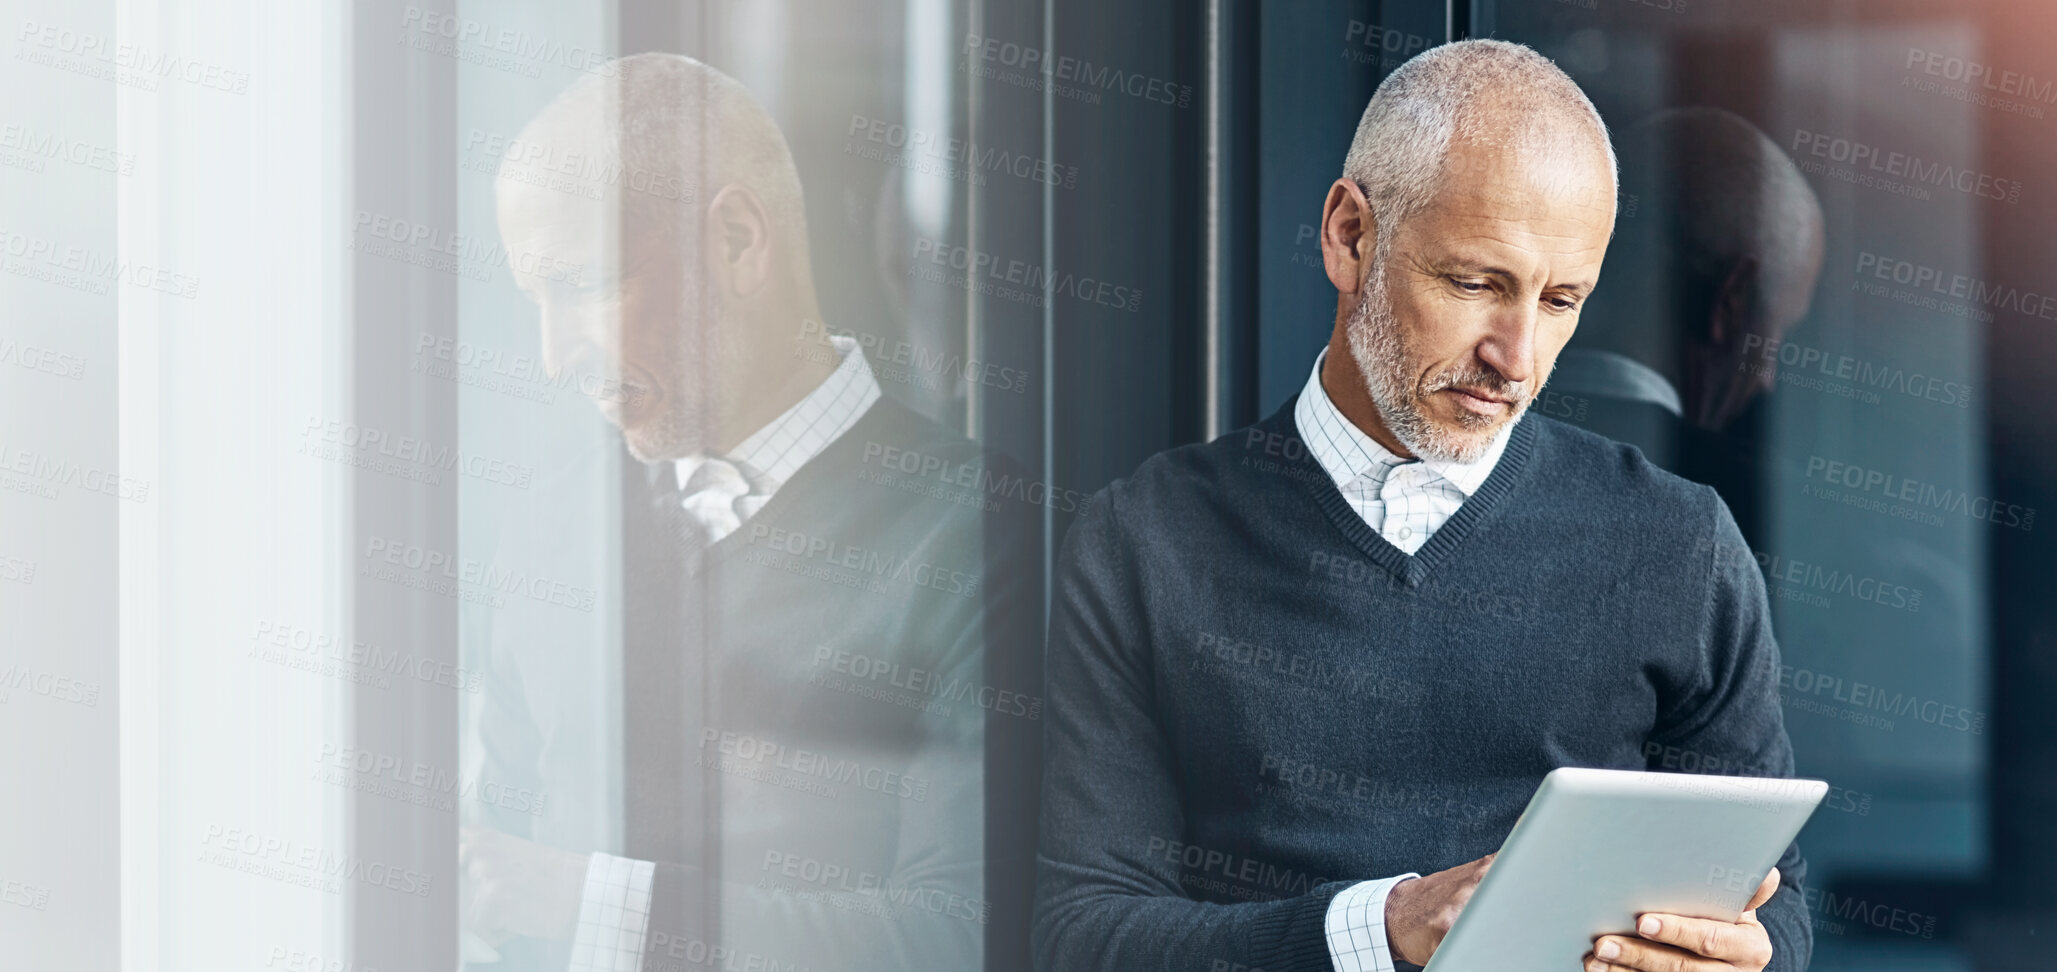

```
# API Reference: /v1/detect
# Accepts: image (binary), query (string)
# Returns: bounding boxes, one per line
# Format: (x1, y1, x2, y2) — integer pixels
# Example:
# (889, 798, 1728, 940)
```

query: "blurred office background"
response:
(4, 0, 2054, 969)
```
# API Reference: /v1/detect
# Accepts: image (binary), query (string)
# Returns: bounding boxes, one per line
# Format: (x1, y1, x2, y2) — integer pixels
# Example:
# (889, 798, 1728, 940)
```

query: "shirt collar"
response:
(674, 333, 882, 494)
(1293, 347, 1511, 497)
(1548, 348, 1683, 417)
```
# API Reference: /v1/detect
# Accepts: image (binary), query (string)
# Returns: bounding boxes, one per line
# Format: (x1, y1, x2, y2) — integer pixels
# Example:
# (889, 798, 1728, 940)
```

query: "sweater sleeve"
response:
(1650, 495, 1813, 972)
(1032, 488, 1356, 972)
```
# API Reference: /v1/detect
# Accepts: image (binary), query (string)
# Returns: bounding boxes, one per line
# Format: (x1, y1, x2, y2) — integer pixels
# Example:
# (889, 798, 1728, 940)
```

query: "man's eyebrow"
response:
(1432, 257, 1518, 282)
(1434, 258, 1595, 296)
(1431, 253, 1513, 277)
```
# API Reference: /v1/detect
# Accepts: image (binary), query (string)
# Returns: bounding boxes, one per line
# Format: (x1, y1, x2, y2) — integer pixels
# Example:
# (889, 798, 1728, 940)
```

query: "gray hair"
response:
(1342, 39, 1617, 259)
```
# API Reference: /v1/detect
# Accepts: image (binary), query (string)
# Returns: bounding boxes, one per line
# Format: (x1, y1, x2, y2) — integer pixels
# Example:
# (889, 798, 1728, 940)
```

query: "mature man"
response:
(1554, 107, 1825, 543)
(469, 53, 1037, 972)
(1035, 40, 1810, 972)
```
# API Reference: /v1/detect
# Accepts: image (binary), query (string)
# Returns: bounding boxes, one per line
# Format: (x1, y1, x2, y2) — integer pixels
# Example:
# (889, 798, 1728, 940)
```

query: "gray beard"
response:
(624, 303, 738, 464)
(1343, 260, 1542, 463)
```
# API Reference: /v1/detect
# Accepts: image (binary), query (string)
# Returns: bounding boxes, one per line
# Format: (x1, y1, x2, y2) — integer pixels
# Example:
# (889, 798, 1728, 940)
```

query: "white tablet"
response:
(1424, 767, 1827, 971)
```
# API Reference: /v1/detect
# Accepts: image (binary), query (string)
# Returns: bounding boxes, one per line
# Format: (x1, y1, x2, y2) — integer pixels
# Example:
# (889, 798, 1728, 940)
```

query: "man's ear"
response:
(1706, 255, 1762, 351)
(1321, 179, 1375, 296)
(705, 183, 773, 298)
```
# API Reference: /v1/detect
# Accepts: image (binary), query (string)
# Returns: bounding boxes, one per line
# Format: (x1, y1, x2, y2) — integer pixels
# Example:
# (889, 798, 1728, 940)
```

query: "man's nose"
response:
(1477, 302, 1538, 386)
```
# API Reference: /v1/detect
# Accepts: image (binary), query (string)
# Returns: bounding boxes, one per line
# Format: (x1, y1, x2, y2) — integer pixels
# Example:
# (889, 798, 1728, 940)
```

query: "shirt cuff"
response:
(568, 852, 656, 972)
(1325, 874, 1421, 972)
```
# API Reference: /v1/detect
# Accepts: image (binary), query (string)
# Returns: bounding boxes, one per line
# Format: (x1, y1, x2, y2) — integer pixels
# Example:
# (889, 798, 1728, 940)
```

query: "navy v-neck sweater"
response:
(1033, 398, 1811, 972)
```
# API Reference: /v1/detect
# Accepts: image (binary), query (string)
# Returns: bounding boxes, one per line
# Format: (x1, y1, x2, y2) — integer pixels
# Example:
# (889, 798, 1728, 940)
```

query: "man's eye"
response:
(550, 278, 611, 302)
(1450, 278, 1489, 293)
(1545, 297, 1578, 311)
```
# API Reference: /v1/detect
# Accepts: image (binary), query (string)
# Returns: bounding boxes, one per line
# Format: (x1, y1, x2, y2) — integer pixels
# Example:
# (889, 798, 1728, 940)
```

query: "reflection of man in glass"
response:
(467, 53, 1033, 972)
(1554, 108, 1825, 539)
(1036, 41, 1809, 972)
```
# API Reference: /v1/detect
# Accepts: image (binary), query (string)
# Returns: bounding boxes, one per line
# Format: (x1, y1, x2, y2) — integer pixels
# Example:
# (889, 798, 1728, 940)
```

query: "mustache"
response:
(1423, 365, 1527, 403)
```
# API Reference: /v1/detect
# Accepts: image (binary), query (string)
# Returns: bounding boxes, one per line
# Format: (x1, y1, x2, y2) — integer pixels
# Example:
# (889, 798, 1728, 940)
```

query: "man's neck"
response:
(1320, 334, 1416, 460)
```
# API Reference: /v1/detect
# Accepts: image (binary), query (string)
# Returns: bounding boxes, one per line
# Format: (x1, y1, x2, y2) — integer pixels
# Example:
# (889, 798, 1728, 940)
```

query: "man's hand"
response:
(459, 825, 590, 945)
(1586, 866, 1781, 972)
(1383, 852, 1496, 965)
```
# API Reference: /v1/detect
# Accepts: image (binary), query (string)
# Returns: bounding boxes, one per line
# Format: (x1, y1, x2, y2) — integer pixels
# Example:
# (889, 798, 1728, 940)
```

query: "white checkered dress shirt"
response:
(568, 332, 882, 972)
(1296, 350, 1508, 971)
(1294, 350, 1510, 555)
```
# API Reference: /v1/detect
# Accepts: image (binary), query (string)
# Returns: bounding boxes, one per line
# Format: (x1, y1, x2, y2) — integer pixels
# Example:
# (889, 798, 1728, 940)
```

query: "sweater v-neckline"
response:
(683, 396, 908, 579)
(1272, 395, 1537, 586)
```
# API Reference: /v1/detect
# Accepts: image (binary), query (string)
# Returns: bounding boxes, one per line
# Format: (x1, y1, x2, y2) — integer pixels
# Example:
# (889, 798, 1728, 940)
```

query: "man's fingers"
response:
(1587, 935, 1729, 972)
(1744, 867, 1781, 911)
(1632, 913, 1774, 966)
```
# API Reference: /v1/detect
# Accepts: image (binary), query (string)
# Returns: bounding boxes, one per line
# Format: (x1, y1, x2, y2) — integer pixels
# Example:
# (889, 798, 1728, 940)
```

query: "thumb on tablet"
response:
(1743, 866, 1781, 913)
